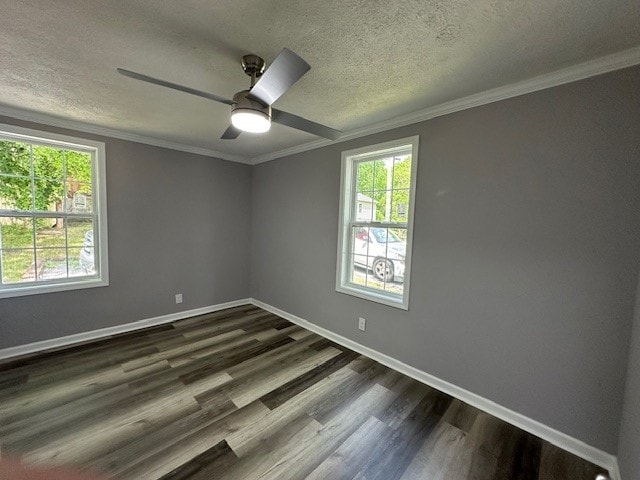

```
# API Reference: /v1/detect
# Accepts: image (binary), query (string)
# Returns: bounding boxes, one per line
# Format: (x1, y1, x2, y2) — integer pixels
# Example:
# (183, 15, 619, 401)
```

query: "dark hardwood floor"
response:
(0, 305, 608, 479)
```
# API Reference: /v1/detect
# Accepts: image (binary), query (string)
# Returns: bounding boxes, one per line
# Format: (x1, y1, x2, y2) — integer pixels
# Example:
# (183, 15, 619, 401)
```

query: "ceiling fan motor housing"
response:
(232, 90, 272, 119)
(241, 55, 266, 79)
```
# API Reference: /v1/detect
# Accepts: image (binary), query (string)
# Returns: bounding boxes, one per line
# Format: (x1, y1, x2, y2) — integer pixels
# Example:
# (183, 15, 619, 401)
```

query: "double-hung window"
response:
(0, 123, 108, 298)
(336, 136, 418, 309)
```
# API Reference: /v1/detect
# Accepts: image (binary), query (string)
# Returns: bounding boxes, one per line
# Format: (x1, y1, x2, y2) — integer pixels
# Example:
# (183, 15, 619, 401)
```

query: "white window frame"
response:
(0, 123, 108, 298)
(336, 136, 419, 310)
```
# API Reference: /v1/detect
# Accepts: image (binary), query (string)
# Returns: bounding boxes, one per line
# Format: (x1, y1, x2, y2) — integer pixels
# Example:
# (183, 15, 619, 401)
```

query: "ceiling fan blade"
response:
(221, 125, 241, 140)
(272, 109, 341, 140)
(117, 68, 233, 106)
(247, 49, 310, 106)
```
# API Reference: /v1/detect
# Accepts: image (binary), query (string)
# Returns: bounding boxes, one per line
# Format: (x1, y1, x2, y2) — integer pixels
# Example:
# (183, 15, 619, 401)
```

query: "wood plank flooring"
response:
(0, 305, 609, 480)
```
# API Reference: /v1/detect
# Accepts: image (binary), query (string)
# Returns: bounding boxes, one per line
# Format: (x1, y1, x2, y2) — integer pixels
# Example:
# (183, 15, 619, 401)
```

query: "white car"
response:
(353, 227, 406, 282)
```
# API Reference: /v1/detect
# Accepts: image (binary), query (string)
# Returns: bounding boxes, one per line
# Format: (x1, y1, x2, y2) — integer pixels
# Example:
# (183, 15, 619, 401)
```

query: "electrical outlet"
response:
(175, 293, 183, 304)
(358, 317, 366, 331)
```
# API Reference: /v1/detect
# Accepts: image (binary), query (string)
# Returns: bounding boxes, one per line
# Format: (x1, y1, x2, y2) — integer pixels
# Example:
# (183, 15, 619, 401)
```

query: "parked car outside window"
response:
(353, 227, 406, 282)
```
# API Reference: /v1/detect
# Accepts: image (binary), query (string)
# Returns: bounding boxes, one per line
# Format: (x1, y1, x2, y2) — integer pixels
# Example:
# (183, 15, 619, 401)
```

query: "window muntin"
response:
(0, 124, 108, 298)
(336, 136, 418, 309)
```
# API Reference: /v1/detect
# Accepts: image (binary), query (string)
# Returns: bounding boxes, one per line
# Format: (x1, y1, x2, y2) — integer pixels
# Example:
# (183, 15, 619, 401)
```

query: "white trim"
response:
(250, 45, 640, 165)
(0, 123, 109, 299)
(335, 284, 406, 310)
(0, 298, 251, 361)
(0, 278, 109, 299)
(95, 132, 109, 290)
(250, 298, 620, 476)
(335, 136, 419, 310)
(0, 105, 249, 165)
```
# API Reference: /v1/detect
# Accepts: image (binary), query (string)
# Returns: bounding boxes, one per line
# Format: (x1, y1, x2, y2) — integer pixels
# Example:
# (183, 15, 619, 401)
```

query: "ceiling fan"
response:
(117, 48, 341, 141)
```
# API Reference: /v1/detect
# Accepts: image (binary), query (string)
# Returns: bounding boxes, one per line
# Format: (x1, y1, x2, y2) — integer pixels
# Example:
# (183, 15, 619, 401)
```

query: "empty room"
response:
(0, 1, 639, 479)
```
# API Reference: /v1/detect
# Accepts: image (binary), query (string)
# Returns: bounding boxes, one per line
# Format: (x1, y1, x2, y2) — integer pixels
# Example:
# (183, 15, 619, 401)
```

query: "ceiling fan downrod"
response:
(241, 54, 265, 87)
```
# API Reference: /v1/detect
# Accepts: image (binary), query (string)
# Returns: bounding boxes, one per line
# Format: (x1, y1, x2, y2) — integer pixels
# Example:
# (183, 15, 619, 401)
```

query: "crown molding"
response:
(1, 45, 638, 167)
(250, 44, 640, 165)
(0, 105, 250, 164)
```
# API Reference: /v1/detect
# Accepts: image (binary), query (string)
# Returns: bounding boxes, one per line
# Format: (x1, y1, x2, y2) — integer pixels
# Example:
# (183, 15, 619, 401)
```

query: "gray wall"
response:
(1, 66, 639, 458)
(0, 116, 252, 349)
(251, 65, 640, 453)
(618, 272, 640, 479)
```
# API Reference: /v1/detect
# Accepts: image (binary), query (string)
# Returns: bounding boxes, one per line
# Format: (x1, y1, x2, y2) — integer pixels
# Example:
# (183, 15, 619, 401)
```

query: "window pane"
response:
(67, 219, 95, 275)
(0, 173, 33, 211)
(1, 217, 34, 248)
(34, 179, 64, 212)
(356, 160, 374, 193)
(36, 247, 68, 280)
(0, 141, 30, 176)
(384, 280, 403, 295)
(373, 190, 390, 222)
(392, 189, 410, 224)
(71, 245, 88, 278)
(350, 254, 365, 286)
(32, 145, 64, 180)
(355, 192, 375, 222)
(389, 227, 408, 243)
(364, 259, 375, 288)
(67, 218, 94, 247)
(66, 181, 93, 213)
(35, 218, 66, 248)
(2, 249, 35, 284)
(1, 216, 35, 283)
(77, 244, 94, 276)
(392, 156, 412, 189)
(349, 226, 406, 295)
(352, 226, 370, 254)
(65, 151, 92, 184)
(372, 159, 387, 192)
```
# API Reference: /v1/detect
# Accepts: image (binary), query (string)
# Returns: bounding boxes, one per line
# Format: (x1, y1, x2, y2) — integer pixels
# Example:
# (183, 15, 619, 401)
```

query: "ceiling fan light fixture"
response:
(231, 110, 271, 133)
(231, 90, 271, 133)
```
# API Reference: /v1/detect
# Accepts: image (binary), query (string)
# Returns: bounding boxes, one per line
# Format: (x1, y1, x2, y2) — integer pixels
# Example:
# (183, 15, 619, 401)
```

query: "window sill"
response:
(336, 283, 408, 310)
(0, 277, 109, 299)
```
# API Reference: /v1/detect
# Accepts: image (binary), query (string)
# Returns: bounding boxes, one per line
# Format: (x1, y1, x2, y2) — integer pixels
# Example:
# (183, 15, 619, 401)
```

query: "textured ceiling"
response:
(0, 0, 639, 162)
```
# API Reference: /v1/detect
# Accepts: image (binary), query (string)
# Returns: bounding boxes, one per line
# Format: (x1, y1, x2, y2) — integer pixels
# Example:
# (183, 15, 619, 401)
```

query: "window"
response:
(336, 136, 418, 309)
(0, 123, 108, 298)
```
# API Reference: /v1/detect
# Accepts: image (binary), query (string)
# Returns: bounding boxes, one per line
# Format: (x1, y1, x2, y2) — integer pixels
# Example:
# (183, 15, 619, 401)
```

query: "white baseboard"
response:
(0, 298, 251, 362)
(250, 298, 620, 477)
